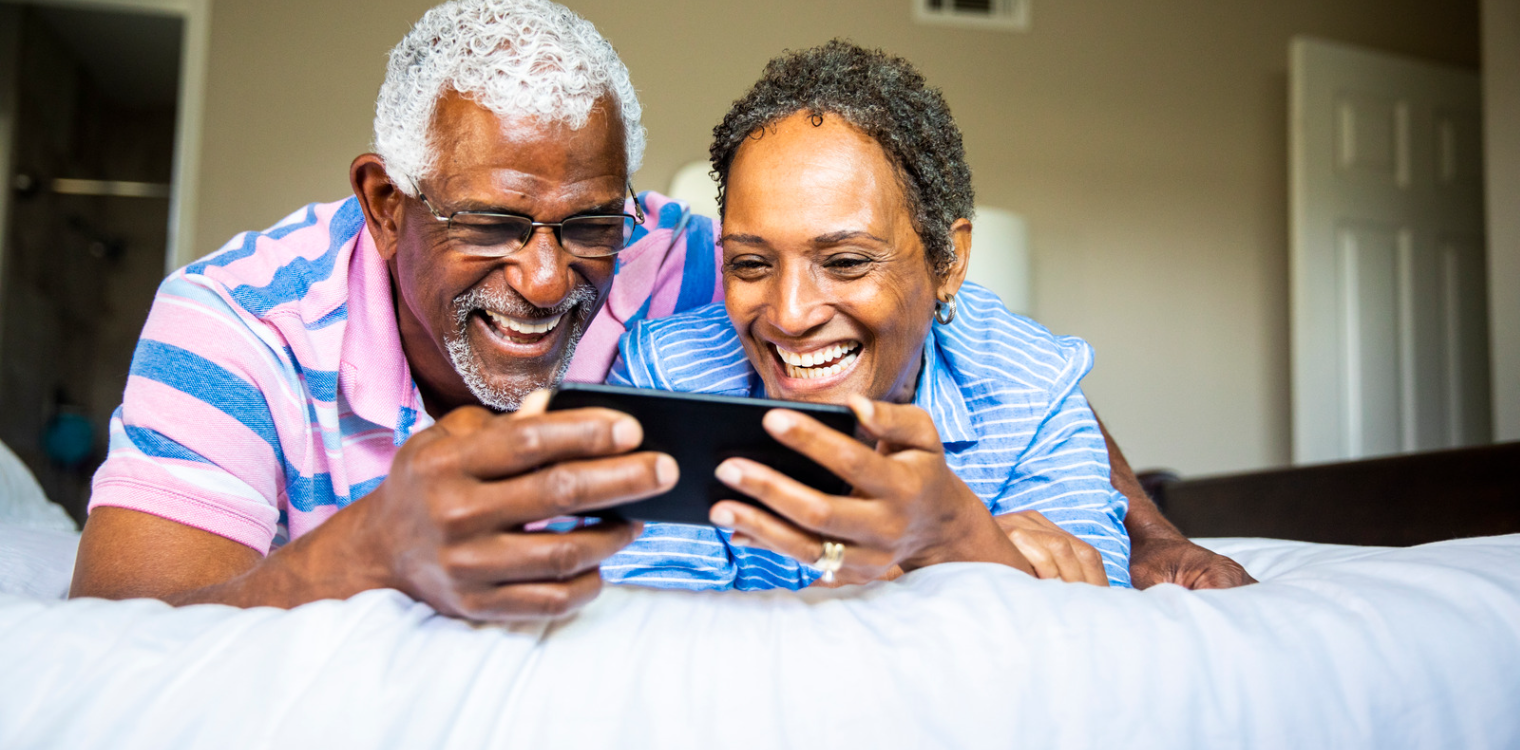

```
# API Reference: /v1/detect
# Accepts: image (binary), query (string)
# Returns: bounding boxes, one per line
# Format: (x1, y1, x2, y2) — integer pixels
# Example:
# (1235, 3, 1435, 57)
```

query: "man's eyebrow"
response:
(447, 197, 627, 217)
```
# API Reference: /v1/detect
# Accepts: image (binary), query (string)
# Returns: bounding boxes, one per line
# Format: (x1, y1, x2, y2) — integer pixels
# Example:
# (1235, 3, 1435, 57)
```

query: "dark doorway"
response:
(0, 3, 181, 523)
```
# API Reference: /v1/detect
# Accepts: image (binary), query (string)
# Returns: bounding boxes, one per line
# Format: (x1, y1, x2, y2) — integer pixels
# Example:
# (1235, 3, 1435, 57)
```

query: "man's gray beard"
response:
(444, 283, 598, 411)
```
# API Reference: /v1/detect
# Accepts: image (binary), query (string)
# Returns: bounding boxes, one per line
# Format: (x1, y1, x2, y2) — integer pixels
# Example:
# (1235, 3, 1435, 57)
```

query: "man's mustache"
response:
(451, 284, 597, 327)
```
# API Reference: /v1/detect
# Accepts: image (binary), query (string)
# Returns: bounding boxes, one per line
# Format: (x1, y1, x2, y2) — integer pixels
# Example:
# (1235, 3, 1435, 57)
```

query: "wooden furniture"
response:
(1145, 442, 1520, 546)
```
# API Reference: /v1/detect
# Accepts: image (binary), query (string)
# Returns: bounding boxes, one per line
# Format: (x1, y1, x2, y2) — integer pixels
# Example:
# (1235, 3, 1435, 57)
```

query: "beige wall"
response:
(191, 0, 1480, 476)
(1484, 0, 1520, 442)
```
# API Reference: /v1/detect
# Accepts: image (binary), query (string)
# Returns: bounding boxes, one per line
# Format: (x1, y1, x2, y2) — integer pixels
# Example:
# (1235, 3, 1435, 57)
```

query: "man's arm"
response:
(1093, 411, 1256, 589)
(73, 506, 382, 607)
(72, 395, 677, 620)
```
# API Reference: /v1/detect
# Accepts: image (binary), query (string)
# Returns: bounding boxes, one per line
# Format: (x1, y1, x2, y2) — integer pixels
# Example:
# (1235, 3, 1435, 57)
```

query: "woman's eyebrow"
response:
(720, 233, 769, 246)
(810, 230, 888, 246)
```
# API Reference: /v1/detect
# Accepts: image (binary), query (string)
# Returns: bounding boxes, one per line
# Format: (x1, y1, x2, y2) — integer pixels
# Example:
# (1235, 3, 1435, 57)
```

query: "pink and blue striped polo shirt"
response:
(88, 192, 720, 553)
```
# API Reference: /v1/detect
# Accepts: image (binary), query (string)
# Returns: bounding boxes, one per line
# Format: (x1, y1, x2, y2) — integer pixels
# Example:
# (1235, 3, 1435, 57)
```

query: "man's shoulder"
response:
(176, 197, 365, 326)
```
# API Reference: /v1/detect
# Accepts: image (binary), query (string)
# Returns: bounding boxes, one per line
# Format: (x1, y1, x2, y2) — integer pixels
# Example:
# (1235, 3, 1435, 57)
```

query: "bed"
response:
(1, 527, 1517, 749)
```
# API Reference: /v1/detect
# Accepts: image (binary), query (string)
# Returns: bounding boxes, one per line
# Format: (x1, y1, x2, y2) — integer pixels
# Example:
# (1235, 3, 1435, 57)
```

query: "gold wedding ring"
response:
(815, 540, 845, 583)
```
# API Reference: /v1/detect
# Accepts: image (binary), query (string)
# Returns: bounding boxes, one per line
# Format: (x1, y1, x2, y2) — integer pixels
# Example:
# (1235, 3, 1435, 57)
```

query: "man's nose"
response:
(503, 226, 575, 310)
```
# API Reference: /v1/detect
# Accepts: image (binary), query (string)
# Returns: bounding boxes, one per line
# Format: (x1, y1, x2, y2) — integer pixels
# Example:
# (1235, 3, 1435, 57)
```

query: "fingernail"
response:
(520, 389, 551, 414)
(714, 460, 742, 486)
(764, 409, 797, 433)
(848, 394, 874, 423)
(729, 533, 752, 547)
(710, 506, 735, 527)
(612, 417, 641, 449)
(655, 454, 679, 486)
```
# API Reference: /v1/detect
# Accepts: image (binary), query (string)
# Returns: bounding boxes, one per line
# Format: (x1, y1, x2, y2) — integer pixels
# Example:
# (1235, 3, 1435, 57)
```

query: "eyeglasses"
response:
(416, 183, 645, 259)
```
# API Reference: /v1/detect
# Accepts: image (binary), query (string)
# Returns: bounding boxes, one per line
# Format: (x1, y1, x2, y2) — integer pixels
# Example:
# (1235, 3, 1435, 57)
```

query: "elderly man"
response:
(70, 0, 1248, 621)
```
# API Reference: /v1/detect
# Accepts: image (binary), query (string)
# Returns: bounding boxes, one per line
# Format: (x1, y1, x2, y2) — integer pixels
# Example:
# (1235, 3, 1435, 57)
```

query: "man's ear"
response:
(936, 217, 973, 300)
(350, 153, 404, 261)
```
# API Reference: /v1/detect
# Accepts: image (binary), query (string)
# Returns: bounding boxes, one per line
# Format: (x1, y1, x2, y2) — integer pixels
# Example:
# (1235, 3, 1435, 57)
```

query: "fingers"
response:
(1008, 529, 1060, 580)
(441, 520, 643, 584)
(713, 500, 895, 582)
(1075, 543, 1110, 587)
(710, 500, 821, 563)
(1190, 558, 1258, 589)
(847, 395, 944, 455)
(450, 569, 606, 622)
(452, 406, 647, 480)
(1000, 510, 1110, 587)
(483, 451, 679, 529)
(514, 388, 551, 417)
(713, 457, 887, 544)
(760, 409, 899, 498)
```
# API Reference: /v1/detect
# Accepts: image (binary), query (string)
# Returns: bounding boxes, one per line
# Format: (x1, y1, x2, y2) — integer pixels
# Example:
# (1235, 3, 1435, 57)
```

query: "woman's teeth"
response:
(486, 310, 563, 336)
(776, 342, 861, 380)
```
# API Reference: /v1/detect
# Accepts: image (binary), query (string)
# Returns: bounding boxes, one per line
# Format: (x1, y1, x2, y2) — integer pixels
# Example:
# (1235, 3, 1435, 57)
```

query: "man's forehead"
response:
(430, 90, 625, 163)
(425, 90, 626, 205)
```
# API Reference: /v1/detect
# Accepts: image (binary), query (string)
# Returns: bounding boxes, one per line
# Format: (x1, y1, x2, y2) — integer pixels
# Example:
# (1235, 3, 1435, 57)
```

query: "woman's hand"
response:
(709, 396, 1033, 584)
(993, 510, 1109, 586)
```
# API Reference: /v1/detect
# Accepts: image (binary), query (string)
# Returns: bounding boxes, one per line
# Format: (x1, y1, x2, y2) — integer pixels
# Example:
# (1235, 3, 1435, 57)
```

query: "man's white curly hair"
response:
(374, 0, 645, 196)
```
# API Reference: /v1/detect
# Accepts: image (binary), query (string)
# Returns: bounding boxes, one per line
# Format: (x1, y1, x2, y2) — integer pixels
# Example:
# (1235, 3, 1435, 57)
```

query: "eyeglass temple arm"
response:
(628, 182, 645, 224)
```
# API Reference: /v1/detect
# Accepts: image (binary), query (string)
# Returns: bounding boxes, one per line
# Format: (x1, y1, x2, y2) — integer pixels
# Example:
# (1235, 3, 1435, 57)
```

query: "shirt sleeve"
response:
(88, 272, 294, 554)
(989, 337, 1133, 587)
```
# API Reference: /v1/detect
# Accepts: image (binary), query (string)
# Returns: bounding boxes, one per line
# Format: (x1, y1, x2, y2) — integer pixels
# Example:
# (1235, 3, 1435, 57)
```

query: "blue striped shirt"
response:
(602, 282, 1132, 589)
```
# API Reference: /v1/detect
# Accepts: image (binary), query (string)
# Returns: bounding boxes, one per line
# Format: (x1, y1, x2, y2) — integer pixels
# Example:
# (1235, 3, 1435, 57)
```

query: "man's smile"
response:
(472, 305, 575, 354)
(485, 309, 566, 336)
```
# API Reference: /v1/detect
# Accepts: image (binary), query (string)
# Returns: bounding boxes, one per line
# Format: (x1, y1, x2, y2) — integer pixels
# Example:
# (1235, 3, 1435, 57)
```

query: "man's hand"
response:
(993, 510, 1109, 586)
(348, 390, 675, 620)
(72, 391, 678, 621)
(1129, 536, 1256, 589)
(1092, 410, 1256, 590)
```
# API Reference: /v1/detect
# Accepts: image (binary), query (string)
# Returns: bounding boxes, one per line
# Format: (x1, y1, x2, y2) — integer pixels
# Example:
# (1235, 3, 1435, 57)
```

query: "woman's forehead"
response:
(725, 113, 911, 239)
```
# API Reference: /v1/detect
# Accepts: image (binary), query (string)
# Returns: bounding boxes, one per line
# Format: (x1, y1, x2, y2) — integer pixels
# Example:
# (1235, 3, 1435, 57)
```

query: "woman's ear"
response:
(350, 153, 405, 262)
(937, 217, 973, 300)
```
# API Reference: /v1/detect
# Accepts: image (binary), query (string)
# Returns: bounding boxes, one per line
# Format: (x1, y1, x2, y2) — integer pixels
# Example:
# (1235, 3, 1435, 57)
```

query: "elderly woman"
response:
(603, 41, 1130, 589)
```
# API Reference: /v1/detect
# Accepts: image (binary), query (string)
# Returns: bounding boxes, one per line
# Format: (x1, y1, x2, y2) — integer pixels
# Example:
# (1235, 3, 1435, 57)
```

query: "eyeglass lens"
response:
(447, 213, 636, 258)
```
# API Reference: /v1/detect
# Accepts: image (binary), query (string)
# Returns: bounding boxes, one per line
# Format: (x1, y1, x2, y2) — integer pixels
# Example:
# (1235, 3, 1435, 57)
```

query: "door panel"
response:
(1291, 37, 1490, 464)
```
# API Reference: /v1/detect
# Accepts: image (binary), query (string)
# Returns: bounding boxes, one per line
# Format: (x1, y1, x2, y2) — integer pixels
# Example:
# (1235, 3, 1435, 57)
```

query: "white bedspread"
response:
(1, 536, 1517, 749)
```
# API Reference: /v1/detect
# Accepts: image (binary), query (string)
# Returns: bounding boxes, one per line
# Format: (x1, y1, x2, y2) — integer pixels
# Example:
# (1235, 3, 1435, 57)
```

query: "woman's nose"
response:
(768, 275, 832, 336)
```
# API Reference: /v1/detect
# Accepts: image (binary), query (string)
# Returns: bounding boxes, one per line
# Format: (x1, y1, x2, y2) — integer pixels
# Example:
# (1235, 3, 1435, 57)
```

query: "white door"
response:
(1291, 37, 1491, 464)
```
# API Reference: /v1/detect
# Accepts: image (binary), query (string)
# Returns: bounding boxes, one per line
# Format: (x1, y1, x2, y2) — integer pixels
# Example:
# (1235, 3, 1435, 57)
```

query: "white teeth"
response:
(487, 310, 564, 335)
(780, 349, 859, 381)
(775, 341, 859, 370)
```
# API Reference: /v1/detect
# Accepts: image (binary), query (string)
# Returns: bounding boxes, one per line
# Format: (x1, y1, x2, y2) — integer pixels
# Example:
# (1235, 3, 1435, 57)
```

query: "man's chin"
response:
(454, 337, 582, 412)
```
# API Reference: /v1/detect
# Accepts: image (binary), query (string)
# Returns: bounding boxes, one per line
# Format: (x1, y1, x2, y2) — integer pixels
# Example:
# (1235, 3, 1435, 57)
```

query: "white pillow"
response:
(0, 441, 75, 533)
(0, 524, 80, 599)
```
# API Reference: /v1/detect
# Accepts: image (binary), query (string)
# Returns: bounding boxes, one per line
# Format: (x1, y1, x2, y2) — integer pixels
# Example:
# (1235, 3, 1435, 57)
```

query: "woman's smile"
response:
(768, 339, 864, 389)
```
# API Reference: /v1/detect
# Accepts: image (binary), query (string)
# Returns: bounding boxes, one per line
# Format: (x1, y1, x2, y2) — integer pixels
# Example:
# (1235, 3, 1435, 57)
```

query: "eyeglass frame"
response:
(415, 182, 646, 259)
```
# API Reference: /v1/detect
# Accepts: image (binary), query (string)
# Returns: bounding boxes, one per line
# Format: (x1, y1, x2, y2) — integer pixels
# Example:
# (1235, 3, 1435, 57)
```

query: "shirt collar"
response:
(912, 326, 977, 445)
(339, 224, 423, 444)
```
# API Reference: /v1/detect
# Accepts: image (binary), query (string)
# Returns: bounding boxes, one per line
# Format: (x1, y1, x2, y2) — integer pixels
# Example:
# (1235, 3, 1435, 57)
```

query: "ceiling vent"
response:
(914, 0, 1030, 31)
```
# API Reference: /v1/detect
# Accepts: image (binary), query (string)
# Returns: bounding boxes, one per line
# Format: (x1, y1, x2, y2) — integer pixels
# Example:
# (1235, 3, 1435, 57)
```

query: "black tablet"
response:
(547, 382, 857, 525)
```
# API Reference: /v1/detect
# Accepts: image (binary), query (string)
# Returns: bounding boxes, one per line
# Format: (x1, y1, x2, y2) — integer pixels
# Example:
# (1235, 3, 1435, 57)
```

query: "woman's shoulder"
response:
(615, 302, 755, 394)
(939, 283, 1097, 393)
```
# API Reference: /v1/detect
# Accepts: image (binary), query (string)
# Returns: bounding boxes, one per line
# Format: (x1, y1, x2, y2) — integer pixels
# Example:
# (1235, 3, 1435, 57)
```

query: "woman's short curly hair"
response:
(710, 40, 973, 276)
